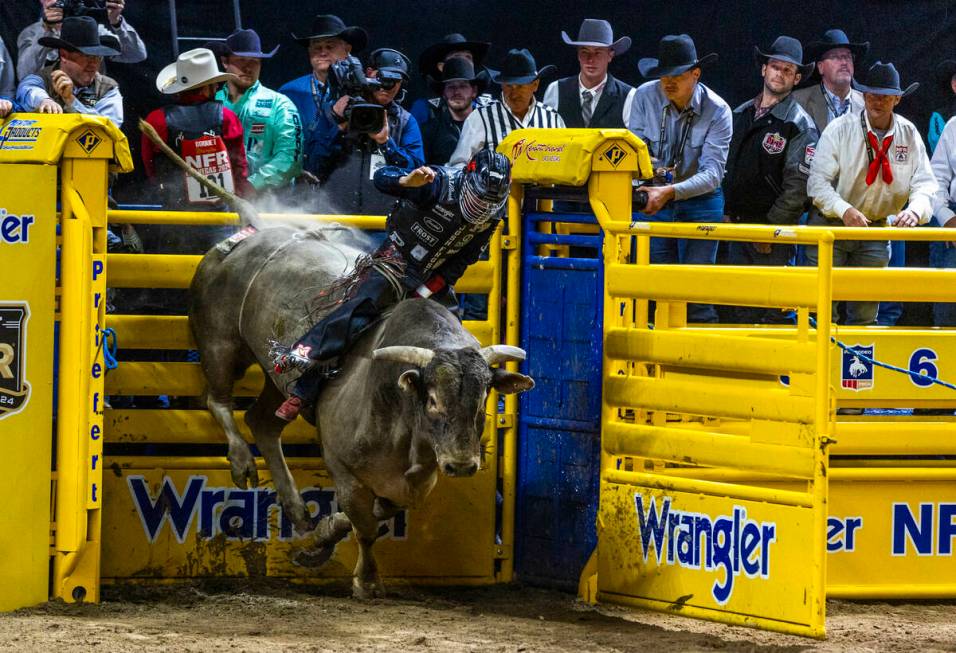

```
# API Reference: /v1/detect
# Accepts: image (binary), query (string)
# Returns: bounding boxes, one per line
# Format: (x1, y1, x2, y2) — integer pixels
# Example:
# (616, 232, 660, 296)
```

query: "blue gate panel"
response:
(516, 213, 603, 590)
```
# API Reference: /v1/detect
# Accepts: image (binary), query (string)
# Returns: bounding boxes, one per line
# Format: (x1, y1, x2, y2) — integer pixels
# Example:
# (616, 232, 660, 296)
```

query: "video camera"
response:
(633, 166, 675, 211)
(328, 55, 394, 135)
(52, 0, 110, 25)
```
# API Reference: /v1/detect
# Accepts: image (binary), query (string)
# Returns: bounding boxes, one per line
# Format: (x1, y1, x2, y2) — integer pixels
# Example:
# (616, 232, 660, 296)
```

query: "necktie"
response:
(836, 98, 849, 117)
(865, 131, 894, 185)
(581, 90, 593, 127)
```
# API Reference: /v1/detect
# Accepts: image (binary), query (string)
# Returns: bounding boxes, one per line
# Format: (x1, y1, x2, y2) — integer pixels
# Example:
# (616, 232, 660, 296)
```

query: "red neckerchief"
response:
(864, 123, 894, 185)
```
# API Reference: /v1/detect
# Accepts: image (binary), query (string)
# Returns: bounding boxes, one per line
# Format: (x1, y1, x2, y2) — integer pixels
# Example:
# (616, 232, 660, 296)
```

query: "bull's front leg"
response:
(332, 473, 386, 599)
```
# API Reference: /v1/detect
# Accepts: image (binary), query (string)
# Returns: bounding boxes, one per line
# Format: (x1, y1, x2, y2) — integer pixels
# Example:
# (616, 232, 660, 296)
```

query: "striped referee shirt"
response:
(447, 98, 565, 167)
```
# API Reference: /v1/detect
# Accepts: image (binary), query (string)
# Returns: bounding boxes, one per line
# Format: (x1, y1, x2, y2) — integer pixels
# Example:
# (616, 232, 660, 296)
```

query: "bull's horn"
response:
(479, 345, 526, 365)
(371, 346, 435, 367)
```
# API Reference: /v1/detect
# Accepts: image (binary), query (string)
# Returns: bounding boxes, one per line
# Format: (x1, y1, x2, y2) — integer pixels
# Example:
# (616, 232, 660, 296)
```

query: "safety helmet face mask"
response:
(459, 149, 512, 224)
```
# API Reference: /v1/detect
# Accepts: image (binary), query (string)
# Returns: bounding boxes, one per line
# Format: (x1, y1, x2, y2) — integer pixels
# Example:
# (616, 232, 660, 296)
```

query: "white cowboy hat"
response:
(156, 48, 239, 95)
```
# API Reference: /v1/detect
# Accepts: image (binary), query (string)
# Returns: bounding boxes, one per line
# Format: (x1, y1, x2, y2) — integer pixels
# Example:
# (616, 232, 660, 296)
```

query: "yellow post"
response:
(0, 115, 131, 607)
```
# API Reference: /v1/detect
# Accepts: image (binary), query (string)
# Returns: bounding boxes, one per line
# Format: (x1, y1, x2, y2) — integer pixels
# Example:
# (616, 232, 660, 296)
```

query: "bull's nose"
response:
(442, 461, 478, 477)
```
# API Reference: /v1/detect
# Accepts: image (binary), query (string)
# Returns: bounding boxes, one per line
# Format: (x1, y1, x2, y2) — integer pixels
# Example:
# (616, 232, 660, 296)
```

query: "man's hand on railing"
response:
(891, 210, 919, 228)
(841, 206, 870, 227)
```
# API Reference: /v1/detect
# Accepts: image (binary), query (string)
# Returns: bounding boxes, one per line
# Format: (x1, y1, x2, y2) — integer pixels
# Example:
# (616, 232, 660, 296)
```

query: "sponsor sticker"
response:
(0, 303, 30, 420)
(841, 344, 874, 391)
(600, 143, 628, 168)
(762, 132, 787, 155)
(0, 119, 42, 151)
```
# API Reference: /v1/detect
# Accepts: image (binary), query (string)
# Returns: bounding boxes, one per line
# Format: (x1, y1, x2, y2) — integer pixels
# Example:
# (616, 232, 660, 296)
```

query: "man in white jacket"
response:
(806, 62, 937, 325)
(929, 114, 956, 326)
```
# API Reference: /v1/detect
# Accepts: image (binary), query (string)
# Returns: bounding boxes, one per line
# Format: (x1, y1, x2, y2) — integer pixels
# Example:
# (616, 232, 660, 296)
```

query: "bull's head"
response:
(371, 345, 535, 478)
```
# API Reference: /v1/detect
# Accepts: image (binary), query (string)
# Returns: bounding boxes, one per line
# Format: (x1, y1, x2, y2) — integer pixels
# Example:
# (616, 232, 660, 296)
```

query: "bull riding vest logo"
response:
(841, 344, 875, 391)
(0, 304, 30, 419)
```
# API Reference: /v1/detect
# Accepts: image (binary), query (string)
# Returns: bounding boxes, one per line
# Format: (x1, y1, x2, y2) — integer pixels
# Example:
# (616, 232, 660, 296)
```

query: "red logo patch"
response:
(762, 132, 787, 155)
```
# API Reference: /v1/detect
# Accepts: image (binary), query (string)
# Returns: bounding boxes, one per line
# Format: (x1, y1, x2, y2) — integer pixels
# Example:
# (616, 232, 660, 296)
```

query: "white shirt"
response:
(543, 74, 636, 124)
(447, 98, 565, 167)
(930, 116, 956, 226)
(807, 109, 937, 224)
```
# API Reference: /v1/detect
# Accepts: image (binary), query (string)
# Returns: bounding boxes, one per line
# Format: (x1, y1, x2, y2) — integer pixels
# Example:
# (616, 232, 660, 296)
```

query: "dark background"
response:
(3, 0, 956, 197)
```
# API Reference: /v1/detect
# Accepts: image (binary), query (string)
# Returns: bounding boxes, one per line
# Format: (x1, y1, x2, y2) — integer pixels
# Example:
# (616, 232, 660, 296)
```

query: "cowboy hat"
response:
(805, 29, 869, 61)
(638, 34, 717, 79)
(293, 14, 368, 53)
(853, 61, 918, 97)
(37, 16, 120, 58)
(221, 29, 279, 59)
(419, 33, 491, 78)
(754, 36, 814, 77)
(561, 19, 630, 56)
(156, 48, 239, 95)
(428, 56, 489, 95)
(486, 48, 556, 85)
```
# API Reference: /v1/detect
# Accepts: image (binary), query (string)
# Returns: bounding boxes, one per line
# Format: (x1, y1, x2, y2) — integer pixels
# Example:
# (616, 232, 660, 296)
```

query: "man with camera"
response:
(318, 48, 425, 215)
(16, 16, 123, 128)
(627, 34, 732, 324)
(214, 29, 302, 195)
(279, 15, 368, 181)
(18, 0, 146, 80)
(722, 36, 818, 323)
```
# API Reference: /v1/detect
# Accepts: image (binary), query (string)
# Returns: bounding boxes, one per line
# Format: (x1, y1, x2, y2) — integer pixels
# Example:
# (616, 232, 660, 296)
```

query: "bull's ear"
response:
(398, 369, 421, 394)
(491, 368, 535, 394)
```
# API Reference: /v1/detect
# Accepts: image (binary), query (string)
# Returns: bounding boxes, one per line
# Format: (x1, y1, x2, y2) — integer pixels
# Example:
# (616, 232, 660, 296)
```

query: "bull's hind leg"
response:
(201, 342, 259, 489)
(245, 377, 311, 534)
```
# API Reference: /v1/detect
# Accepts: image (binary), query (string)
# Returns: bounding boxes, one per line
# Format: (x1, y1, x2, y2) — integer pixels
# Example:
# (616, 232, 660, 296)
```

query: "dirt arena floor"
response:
(2, 580, 955, 652)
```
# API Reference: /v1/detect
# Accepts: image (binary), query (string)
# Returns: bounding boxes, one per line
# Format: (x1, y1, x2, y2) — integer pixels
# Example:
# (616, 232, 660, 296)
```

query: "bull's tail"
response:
(138, 117, 261, 229)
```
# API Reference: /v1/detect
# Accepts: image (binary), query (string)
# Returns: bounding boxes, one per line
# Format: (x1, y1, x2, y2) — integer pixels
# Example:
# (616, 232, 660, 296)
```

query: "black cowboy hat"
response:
(638, 34, 717, 79)
(561, 18, 630, 56)
(221, 28, 279, 59)
(419, 33, 491, 78)
(37, 16, 120, 57)
(853, 61, 919, 97)
(754, 36, 814, 77)
(805, 29, 869, 61)
(935, 59, 956, 94)
(428, 56, 489, 95)
(486, 48, 556, 85)
(293, 14, 368, 54)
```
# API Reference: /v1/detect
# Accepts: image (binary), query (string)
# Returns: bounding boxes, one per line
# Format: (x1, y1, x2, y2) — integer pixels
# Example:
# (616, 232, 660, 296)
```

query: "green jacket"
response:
(217, 81, 302, 191)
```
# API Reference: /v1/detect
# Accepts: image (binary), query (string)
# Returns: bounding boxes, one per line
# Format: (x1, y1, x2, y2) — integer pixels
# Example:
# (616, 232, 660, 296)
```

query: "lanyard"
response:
(821, 83, 846, 119)
(657, 103, 695, 170)
(310, 75, 329, 112)
(859, 109, 876, 165)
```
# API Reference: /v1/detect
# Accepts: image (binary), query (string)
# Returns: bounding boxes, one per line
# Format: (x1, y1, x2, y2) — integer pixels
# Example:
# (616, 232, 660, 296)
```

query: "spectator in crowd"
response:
(17, 0, 146, 80)
(448, 48, 564, 167)
(543, 19, 635, 128)
(216, 29, 302, 194)
(322, 48, 424, 214)
(929, 107, 956, 326)
(806, 62, 936, 325)
(420, 56, 487, 164)
(143, 48, 252, 213)
(627, 34, 732, 323)
(411, 33, 493, 133)
(278, 14, 367, 179)
(791, 29, 867, 134)
(723, 36, 818, 323)
(16, 17, 123, 128)
(1, 36, 14, 100)
(928, 59, 956, 154)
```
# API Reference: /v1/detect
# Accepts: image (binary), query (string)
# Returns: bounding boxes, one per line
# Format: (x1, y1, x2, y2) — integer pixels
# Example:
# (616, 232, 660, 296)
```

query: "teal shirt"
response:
(217, 80, 302, 191)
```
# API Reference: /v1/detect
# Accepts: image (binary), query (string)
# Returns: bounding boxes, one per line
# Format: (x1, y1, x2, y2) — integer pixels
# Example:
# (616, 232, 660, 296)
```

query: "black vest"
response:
(556, 75, 632, 129)
(421, 100, 465, 165)
(322, 103, 411, 215)
(387, 168, 496, 285)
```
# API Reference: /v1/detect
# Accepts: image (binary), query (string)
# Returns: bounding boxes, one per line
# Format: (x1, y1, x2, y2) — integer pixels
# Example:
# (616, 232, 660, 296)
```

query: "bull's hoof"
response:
(227, 445, 259, 489)
(292, 544, 336, 569)
(352, 576, 386, 600)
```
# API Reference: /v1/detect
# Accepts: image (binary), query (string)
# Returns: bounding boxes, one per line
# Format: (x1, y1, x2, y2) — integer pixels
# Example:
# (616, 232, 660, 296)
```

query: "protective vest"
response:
(160, 102, 235, 208)
(387, 167, 497, 284)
